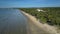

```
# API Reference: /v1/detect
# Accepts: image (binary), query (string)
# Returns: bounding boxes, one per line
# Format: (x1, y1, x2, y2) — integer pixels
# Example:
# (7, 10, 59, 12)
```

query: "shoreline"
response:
(21, 11, 59, 34)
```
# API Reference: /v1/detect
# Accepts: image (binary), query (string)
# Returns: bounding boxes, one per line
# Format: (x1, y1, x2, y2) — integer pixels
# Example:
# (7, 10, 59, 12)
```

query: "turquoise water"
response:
(0, 9, 27, 34)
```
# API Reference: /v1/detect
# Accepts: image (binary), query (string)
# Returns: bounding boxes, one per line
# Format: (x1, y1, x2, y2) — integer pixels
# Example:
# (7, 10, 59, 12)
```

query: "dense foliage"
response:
(19, 7, 60, 26)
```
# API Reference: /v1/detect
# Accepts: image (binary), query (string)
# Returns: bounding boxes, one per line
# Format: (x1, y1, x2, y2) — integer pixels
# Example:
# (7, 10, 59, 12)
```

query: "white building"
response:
(37, 9, 46, 12)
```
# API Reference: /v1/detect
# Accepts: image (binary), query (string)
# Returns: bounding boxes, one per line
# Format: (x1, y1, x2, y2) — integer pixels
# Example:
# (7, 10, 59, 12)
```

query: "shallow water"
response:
(0, 9, 27, 34)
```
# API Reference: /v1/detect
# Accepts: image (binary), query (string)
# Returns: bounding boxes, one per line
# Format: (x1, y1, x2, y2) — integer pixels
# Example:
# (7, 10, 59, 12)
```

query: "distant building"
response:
(37, 9, 43, 12)
(37, 9, 46, 12)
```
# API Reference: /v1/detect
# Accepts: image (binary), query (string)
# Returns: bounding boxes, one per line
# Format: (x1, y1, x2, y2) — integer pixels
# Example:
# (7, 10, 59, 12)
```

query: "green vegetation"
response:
(19, 7, 60, 26)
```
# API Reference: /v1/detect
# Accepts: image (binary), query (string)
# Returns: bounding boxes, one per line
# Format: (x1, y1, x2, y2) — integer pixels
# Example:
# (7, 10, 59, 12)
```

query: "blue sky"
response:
(0, 0, 60, 8)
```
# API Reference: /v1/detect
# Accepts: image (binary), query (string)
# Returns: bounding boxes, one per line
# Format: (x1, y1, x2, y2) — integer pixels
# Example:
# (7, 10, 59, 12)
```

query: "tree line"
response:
(19, 7, 60, 26)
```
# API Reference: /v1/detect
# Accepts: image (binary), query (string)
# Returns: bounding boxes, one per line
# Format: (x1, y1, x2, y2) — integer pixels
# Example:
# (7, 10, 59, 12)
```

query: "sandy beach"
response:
(21, 11, 59, 34)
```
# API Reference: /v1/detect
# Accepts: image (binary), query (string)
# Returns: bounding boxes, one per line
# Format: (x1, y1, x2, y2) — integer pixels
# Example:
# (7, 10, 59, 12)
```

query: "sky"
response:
(0, 0, 60, 8)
